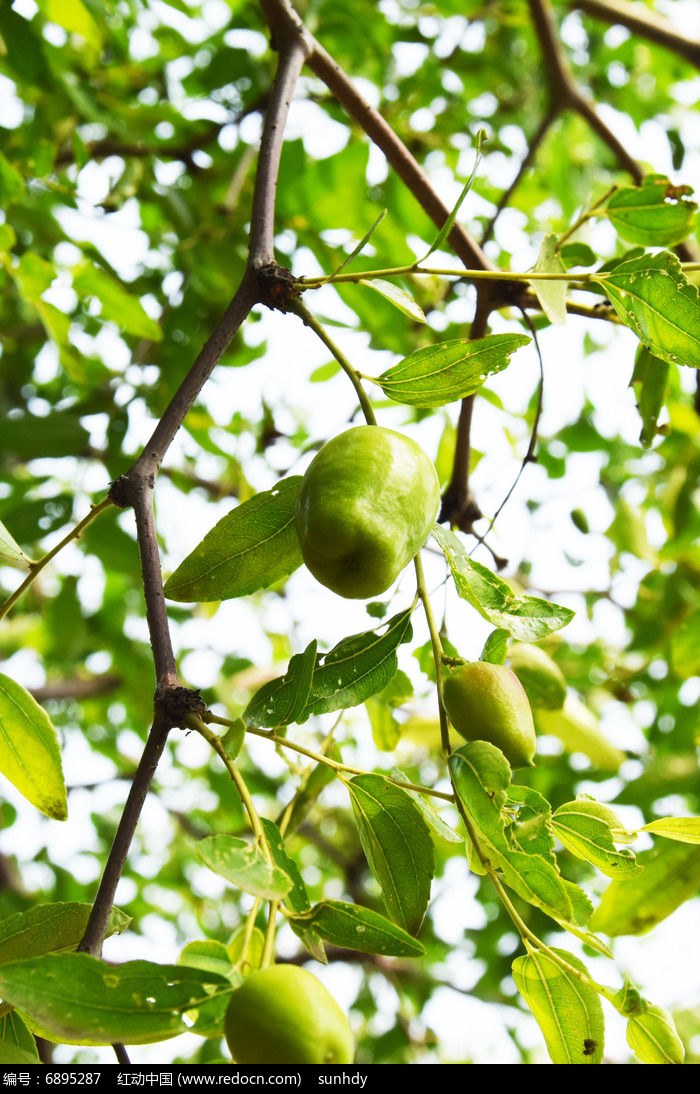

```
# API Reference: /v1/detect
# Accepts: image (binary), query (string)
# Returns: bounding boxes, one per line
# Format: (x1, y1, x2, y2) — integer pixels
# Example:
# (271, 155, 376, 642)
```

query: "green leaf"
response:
(195, 836, 294, 901)
(72, 260, 162, 340)
(670, 606, 700, 677)
(176, 942, 235, 1037)
(0, 413, 90, 460)
(0, 954, 231, 1046)
(593, 250, 700, 369)
(243, 641, 316, 729)
(347, 774, 434, 936)
(359, 278, 426, 322)
(260, 818, 310, 914)
(604, 175, 696, 247)
(306, 610, 414, 718)
(432, 525, 574, 640)
(639, 817, 700, 844)
(0, 520, 32, 570)
(530, 233, 567, 324)
(0, 1012, 40, 1065)
(631, 345, 669, 448)
(552, 799, 641, 878)
(450, 745, 588, 925)
(373, 335, 530, 408)
(289, 900, 426, 957)
(626, 1003, 685, 1064)
(560, 242, 596, 269)
(164, 477, 304, 602)
(512, 948, 604, 1064)
(389, 768, 462, 843)
(480, 628, 509, 665)
(0, 674, 67, 820)
(590, 840, 700, 936)
(0, 903, 129, 965)
(177, 940, 235, 981)
(366, 670, 413, 752)
(421, 128, 486, 259)
(35, 0, 103, 56)
(0, 152, 25, 205)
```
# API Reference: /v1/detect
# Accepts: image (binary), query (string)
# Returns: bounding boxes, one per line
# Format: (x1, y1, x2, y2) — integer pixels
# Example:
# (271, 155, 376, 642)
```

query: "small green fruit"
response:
(295, 426, 440, 599)
(442, 661, 536, 768)
(224, 965, 355, 1065)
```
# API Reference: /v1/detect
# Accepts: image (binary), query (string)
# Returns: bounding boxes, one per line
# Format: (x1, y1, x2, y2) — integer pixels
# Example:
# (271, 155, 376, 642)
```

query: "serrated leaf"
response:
(374, 334, 529, 408)
(0, 903, 129, 966)
(530, 233, 567, 324)
(640, 817, 700, 844)
(359, 278, 426, 322)
(243, 641, 316, 729)
(0, 520, 32, 569)
(605, 175, 696, 247)
(290, 900, 425, 957)
(590, 840, 700, 936)
(450, 745, 588, 925)
(552, 799, 641, 878)
(0, 674, 67, 820)
(195, 836, 293, 901)
(512, 948, 604, 1064)
(347, 774, 434, 936)
(631, 345, 669, 448)
(626, 1003, 685, 1064)
(432, 525, 574, 640)
(307, 610, 413, 718)
(593, 250, 700, 369)
(164, 477, 303, 602)
(0, 954, 231, 1046)
(0, 1012, 40, 1065)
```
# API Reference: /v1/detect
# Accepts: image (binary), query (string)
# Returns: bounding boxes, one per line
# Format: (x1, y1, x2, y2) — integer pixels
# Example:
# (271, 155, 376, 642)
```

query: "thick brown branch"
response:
(528, 0, 641, 180)
(77, 710, 171, 956)
(572, 0, 700, 70)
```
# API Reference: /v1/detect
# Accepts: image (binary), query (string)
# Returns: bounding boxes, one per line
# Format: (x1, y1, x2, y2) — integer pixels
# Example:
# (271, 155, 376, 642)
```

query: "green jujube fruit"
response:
(224, 964, 355, 1065)
(442, 661, 537, 768)
(295, 426, 440, 599)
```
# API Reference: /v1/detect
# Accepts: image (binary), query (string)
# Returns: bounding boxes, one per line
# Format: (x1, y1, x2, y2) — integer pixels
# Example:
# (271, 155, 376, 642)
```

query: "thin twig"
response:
(481, 106, 560, 246)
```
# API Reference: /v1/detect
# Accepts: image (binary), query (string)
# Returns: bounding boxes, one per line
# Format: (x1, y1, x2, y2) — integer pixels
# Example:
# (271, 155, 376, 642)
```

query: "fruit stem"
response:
(286, 299, 377, 425)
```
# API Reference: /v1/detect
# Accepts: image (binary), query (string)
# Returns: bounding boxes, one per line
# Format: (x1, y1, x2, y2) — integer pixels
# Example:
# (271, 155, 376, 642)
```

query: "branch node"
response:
(256, 262, 300, 310)
(156, 685, 207, 727)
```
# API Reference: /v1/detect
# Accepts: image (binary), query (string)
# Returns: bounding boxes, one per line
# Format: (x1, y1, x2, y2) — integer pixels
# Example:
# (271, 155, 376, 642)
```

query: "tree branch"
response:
(527, 0, 642, 181)
(481, 106, 560, 246)
(571, 0, 700, 70)
(79, 27, 310, 960)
